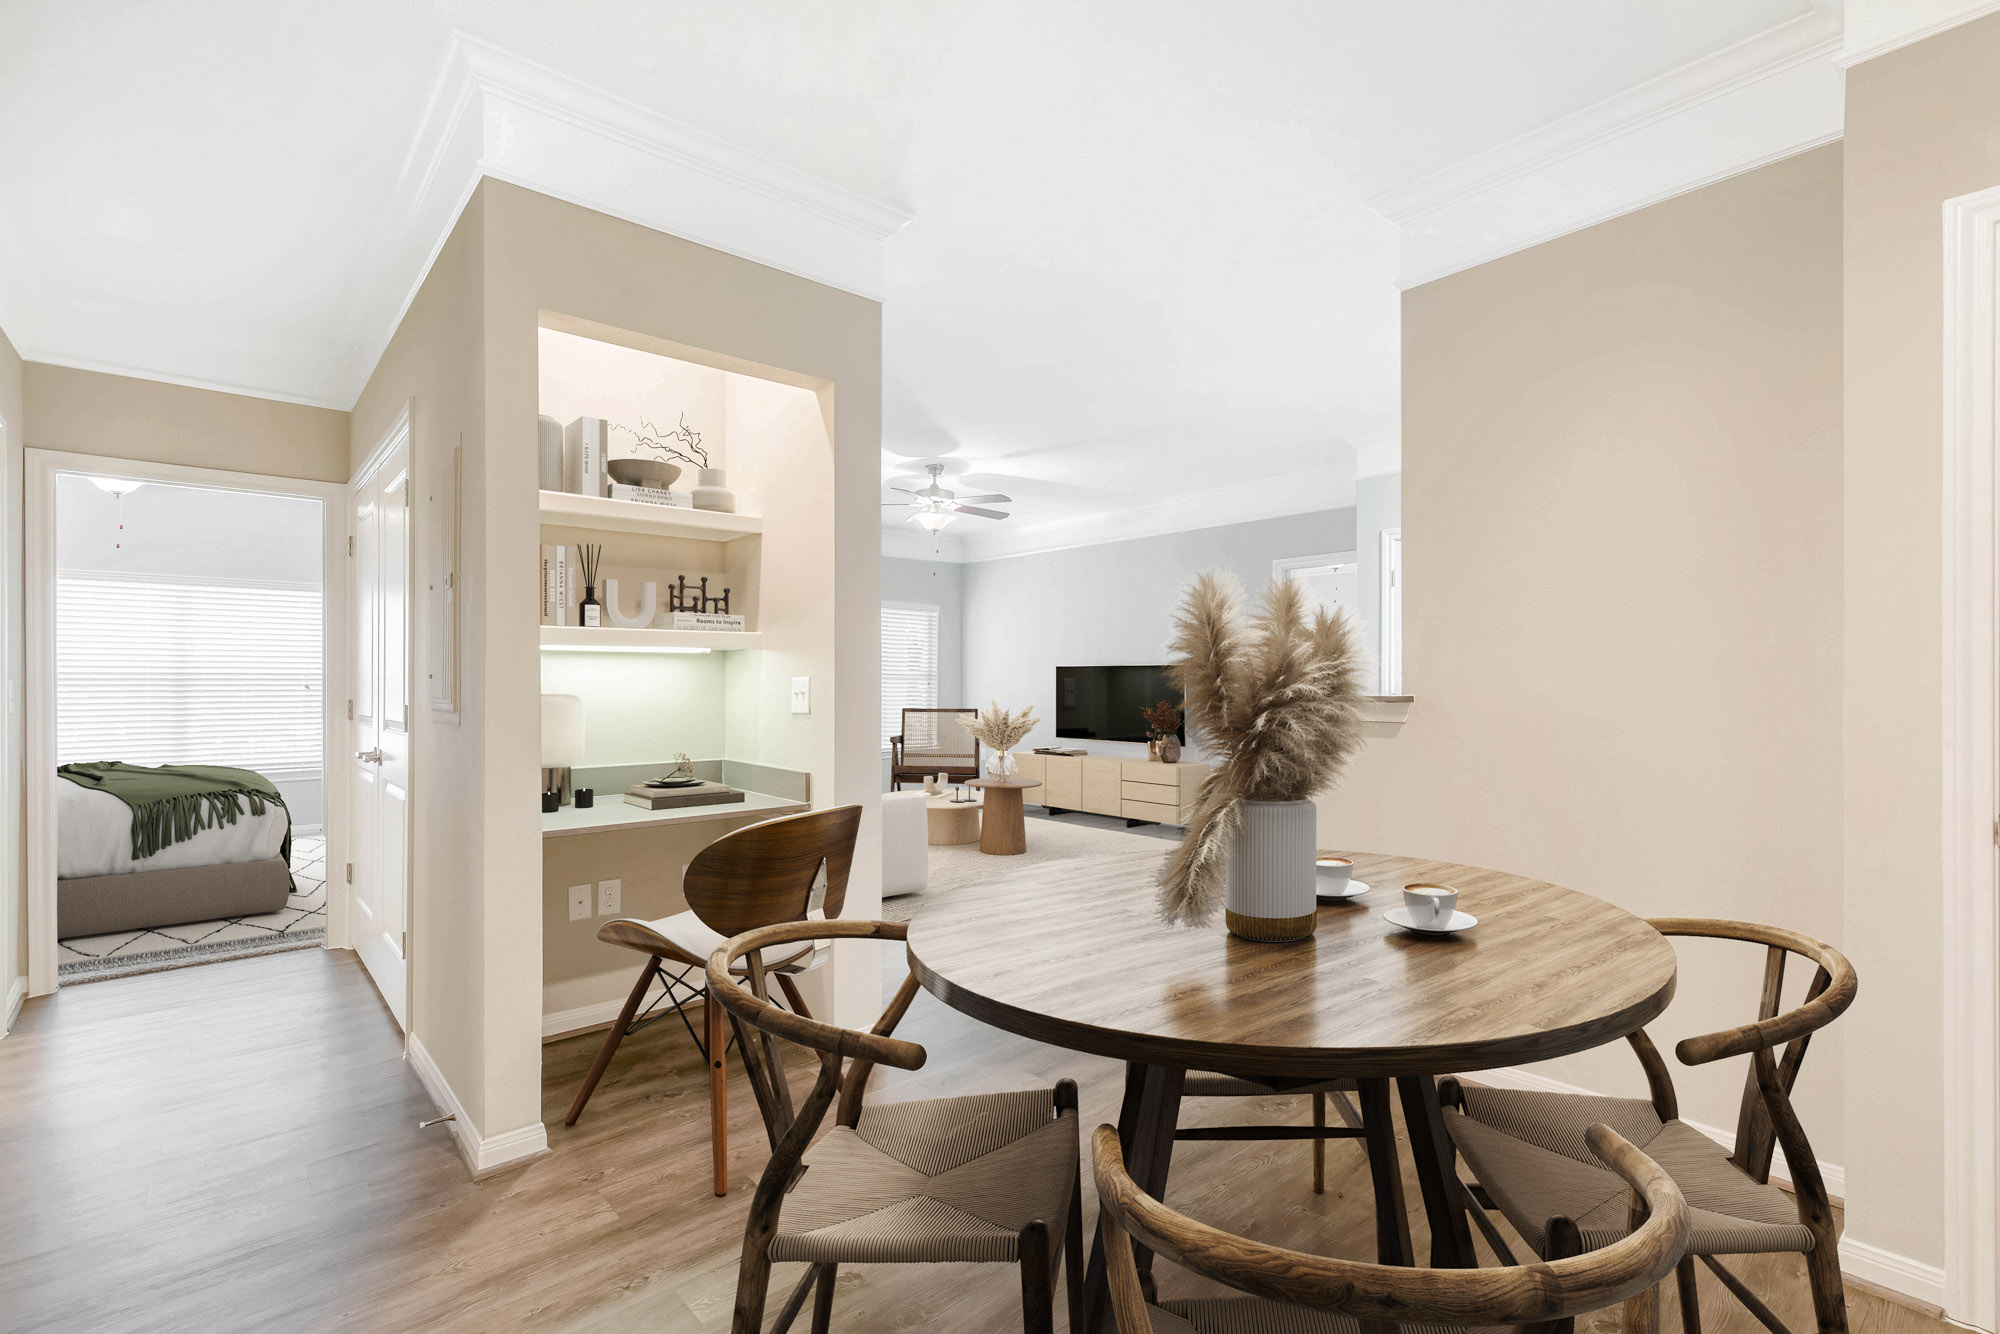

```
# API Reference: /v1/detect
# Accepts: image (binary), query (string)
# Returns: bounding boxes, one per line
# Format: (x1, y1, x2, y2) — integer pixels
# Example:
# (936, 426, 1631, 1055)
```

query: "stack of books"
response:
(624, 782, 744, 811)
(607, 484, 692, 507)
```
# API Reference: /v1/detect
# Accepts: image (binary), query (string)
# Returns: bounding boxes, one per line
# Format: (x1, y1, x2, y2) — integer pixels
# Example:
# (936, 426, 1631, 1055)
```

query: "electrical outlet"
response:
(597, 879, 622, 916)
(568, 884, 591, 921)
(791, 676, 810, 714)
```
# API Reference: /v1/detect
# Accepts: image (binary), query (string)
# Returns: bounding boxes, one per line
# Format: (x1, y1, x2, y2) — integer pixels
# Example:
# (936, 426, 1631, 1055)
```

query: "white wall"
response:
(960, 507, 1360, 760)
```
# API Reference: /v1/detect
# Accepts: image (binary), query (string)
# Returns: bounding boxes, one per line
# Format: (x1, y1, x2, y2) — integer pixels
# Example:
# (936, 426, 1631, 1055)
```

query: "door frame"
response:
(347, 406, 416, 1031)
(23, 449, 349, 996)
(1942, 182, 2000, 1333)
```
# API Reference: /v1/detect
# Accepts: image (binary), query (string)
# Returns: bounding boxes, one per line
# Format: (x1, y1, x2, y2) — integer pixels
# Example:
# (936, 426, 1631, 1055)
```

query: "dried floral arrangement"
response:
(1141, 698, 1183, 740)
(957, 701, 1039, 754)
(1157, 572, 1365, 926)
(614, 413, 709, 469)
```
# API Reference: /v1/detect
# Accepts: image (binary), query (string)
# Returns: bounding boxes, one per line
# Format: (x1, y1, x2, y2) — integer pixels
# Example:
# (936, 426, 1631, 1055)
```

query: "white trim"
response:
(1941, 183, 2000, 1334)
(1839, 1, 2000, 69)
(12, 348, 352, 412)
(542, 997, 628, 1040)
(23, 450, 346, 996)
(1347, 423, 1402, 480)
(2, 975, 24, 1035)
(408, 1033, 551, 1177)
(337, 29, 911, 406)
(1372, 11, 1843, 289)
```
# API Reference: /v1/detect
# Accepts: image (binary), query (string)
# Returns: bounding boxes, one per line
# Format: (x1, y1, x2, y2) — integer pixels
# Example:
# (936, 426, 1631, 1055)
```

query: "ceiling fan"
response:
(884, 462, 1011, 533)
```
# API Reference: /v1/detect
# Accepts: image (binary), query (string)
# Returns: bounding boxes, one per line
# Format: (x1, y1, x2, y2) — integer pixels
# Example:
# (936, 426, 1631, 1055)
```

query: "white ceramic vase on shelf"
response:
(1223, 798, 1318, 942)
(692, 468, 736, 513)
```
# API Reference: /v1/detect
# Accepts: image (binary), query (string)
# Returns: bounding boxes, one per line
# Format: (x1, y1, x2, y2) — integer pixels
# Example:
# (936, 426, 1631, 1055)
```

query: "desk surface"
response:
(540, 790, 808, 839)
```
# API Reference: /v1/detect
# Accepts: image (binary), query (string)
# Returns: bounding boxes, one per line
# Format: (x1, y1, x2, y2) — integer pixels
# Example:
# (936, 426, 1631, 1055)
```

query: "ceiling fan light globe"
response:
(913, 510, 955, 533)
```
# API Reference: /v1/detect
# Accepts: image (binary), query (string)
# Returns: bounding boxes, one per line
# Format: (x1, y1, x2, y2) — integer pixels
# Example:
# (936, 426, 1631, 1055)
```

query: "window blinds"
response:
(56, 576, 325, 775)
(880, 601, 941, 752)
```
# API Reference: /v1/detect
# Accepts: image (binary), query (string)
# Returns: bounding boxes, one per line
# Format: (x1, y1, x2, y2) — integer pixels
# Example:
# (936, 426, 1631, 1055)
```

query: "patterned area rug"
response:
(882, 811, 1172, 924)
(57, 835, 327, 983)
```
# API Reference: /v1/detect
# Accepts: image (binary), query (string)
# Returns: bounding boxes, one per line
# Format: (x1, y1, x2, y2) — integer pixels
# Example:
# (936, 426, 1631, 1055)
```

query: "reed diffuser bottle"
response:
(577, 544, 603, 628)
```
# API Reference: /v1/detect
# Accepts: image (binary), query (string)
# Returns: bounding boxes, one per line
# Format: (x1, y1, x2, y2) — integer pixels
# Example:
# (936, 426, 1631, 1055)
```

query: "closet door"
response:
(350, 437, 411, 1028)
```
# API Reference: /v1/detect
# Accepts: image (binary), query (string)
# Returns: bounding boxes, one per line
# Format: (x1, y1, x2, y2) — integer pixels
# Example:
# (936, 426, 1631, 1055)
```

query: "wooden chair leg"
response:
(565, 957, 660, 1127)
(1020, 1219, 1053, 1334)
(1675, 1256, 1702, 1334)
(707, 983, 729, 1197)
(1522, 1217, 1582, 1334)
(809, 1262, 838, 1334)
(1312, 1090, 1327, 1194)
(1063, 1174, 1086, 1334)
(777, 971, 812, 1019)
(1803, 1233, 1849, 1334)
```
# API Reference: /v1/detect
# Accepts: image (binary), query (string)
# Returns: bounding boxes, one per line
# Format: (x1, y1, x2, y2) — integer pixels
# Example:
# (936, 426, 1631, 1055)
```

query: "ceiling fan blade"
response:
(953, 505, 1009, 520)
(955, 492, 1012, 504)
(888, 485, 920, 494)
(882, 500, 916, 507)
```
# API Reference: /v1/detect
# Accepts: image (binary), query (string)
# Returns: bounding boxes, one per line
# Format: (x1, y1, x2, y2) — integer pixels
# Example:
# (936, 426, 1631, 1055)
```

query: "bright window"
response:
(881, 600, 940, 752)
(56, 575, 324, 775)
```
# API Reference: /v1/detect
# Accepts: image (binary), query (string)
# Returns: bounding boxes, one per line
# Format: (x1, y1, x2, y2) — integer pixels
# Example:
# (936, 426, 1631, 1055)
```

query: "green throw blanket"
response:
(57, 762, 292, 874)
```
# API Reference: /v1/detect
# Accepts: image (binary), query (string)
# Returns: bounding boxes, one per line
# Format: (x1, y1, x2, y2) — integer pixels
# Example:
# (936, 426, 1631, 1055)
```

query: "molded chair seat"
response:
(770, 1087, 1078, 1266)
(598, 910, 817, 974)
(1447, 1086, 1813, 1256)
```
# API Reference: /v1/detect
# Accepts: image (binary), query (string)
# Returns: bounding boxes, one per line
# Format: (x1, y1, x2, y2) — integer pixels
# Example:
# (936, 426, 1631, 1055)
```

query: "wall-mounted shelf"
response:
(538, 489, 762, 541)
(539, 626, 763, 653)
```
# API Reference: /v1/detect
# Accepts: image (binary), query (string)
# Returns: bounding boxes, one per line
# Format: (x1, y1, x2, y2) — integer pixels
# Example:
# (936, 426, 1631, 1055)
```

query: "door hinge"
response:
(348, 535, 355, 556)
(345, 862, 354, 884)
(346, 699, 354, 721)
(1992, 816, 1998, 848)
(402, 930, 409, 956)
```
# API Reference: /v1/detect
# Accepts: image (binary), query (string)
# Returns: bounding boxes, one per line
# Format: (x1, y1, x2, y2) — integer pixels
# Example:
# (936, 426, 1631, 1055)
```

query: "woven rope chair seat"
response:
(1147, 1296, 1505, 1333)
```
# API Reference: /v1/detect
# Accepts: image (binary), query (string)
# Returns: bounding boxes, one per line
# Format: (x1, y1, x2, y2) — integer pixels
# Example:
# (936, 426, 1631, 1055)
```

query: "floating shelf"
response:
(539, 626, 763, 653)
(538, 490, 762, 540)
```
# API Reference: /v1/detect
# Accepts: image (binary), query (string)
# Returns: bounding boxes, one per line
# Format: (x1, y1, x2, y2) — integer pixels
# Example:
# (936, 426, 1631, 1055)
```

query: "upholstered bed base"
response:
(57, 856, 293, 938)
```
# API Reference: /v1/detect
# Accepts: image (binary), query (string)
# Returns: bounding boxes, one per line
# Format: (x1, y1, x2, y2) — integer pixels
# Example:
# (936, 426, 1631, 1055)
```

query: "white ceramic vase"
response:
(692, 467, 737, 513)
(1223, 798, 1319, 942)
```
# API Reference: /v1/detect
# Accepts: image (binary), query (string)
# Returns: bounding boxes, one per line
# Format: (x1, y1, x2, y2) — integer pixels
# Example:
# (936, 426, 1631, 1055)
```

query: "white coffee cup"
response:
(1315, 856, 1353, 888)
(1403, 883, 1459, 927)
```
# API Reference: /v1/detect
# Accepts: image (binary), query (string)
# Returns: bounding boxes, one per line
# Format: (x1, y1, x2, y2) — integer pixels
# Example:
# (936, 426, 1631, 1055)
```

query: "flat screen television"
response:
(1054, 665, 1183, 744)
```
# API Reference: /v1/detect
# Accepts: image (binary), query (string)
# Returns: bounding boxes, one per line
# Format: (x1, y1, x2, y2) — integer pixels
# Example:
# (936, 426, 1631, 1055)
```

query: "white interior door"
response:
(351, 448, 411, 1027)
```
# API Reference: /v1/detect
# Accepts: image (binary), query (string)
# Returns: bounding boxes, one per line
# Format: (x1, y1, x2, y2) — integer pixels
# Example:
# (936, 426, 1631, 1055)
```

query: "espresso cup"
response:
(1315, 856, 1354, 888)
(1403, 883, 1458, 927)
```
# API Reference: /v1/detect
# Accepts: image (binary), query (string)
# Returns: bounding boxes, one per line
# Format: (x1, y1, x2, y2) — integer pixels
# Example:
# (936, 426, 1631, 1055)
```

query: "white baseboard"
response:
(407, 1033, 551, 1178)
(2, 975, 25, 1035)
(1464, 1066, 1973, 1311)
(542, 997, 628, 1039)
(1839, 1237, 1948, 1312)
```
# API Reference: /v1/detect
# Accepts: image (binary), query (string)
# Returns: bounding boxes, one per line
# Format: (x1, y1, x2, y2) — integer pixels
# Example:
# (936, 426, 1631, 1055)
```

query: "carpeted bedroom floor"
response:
(56, 834, 327, 983)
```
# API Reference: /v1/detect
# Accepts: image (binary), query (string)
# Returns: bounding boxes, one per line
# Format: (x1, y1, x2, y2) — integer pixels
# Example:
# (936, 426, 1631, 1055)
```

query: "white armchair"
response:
(880, 790, 928, 898)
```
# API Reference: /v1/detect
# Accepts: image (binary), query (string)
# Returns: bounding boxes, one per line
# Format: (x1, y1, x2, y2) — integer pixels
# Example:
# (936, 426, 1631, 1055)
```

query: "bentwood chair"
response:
(1443, 919, 1857, 1334)
(1176, 1074, 1366, 1194)
(563, 805, 862, 1197)
(707, 918, 1084, 1334)
(888, 707, 979, 791)
(1094, 1120, 1689, 1334)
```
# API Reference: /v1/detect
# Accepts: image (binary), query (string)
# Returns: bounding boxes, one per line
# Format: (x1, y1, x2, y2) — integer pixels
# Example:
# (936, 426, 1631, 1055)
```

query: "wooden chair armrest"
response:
(707, 920, 928, 1071)
(1646, 918, 1857, 1064)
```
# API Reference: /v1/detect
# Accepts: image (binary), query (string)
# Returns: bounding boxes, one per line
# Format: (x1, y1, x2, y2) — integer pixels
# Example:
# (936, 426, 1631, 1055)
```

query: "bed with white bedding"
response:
(57, 764, 294, 938)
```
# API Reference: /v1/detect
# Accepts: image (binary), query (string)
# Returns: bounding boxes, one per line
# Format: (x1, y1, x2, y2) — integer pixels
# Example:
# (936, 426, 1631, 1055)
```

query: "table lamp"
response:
(542, 693, 585, 812)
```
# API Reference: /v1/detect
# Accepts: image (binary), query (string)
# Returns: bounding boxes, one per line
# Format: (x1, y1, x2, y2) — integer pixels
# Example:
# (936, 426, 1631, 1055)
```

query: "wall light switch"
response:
(597, 879, 622, 916)
(791, 676, 810, 714)
(568, 885, 592, 921)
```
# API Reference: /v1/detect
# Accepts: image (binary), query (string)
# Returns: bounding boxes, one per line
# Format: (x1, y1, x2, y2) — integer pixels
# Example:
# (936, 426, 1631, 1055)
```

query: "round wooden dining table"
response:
(904, 847, 1678, 1334)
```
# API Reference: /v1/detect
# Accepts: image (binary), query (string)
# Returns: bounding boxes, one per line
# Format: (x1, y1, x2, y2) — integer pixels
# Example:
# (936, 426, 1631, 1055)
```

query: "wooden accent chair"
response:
(563, 806, 862, 1198)
(888, 707, 979, 791)
(707, 918, 1084, 1334)
(1442, 919, 1857, 1334)
(1093, 1120, 1689, 1334)
(1176, 1075, 1365, 1194)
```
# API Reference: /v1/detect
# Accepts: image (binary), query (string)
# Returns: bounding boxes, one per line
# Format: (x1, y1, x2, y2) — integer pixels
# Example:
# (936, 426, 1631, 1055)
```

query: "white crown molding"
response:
(1839, 0, 2000, 68)
(335, 29, 913, 405)
(949, 461, 1357, 565)
(1347, 423, 1401, 480)
(1373, 10, 1844, 289)
(13, 347, 352, 412)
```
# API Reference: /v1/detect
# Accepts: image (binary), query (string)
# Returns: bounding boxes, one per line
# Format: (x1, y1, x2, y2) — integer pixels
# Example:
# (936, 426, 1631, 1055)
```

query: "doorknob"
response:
(356, 748, 383, 763)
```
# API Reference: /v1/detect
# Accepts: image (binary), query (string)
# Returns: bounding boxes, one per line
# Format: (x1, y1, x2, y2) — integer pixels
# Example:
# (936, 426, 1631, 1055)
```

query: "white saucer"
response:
(1385, 906, 1478, 936)
(1316, 877, 1371, 901)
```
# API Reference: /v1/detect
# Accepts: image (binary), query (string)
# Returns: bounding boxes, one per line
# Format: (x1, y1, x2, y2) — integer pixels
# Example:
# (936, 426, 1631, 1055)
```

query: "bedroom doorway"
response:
(23, 452, 346, 996)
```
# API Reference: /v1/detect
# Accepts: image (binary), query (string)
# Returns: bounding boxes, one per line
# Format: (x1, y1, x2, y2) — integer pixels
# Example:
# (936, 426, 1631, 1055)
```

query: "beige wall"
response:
(1, 325, 23, 1009)
(24, 363, 348, 484)
(1841, 11, 2000, 1272)
(1322, 146, 1847, 1163)
(349, 190, 492, 1124)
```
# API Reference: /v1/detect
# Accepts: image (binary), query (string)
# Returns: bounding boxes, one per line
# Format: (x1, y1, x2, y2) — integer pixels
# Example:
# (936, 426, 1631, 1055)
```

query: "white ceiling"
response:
(0, 1, 1866, 559)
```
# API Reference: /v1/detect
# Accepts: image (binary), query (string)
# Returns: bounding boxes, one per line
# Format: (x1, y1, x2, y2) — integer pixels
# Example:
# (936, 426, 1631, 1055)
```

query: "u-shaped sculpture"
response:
(603, 578, 658, 629)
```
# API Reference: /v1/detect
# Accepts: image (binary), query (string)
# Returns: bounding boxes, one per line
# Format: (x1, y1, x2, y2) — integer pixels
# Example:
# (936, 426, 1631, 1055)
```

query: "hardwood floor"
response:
(0, 945, 1949, 1334)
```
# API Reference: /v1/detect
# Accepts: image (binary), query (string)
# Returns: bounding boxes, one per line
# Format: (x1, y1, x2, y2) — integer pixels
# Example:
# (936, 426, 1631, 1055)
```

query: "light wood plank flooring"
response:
(0, 946, 1946, 1333)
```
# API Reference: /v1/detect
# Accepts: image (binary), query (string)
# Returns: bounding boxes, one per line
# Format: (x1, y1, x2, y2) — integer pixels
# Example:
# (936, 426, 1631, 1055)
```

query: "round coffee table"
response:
(925, 792, 983, 846)
(965, 777, 1041, 855)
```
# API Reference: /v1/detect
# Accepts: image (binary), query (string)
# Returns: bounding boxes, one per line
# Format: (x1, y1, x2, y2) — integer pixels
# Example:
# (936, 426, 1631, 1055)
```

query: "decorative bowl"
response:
(607, 458, 680, 489)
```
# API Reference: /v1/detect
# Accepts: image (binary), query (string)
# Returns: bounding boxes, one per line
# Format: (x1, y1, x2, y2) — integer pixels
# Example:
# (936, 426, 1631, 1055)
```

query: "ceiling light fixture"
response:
(913, 508, 955, 533)
(88, 476, 145, 497)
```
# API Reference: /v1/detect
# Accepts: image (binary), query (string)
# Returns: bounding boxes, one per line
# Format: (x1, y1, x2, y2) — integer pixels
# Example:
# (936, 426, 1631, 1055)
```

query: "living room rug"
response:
(883, 812, 1171, 923)
(57, 835, 328, 983)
